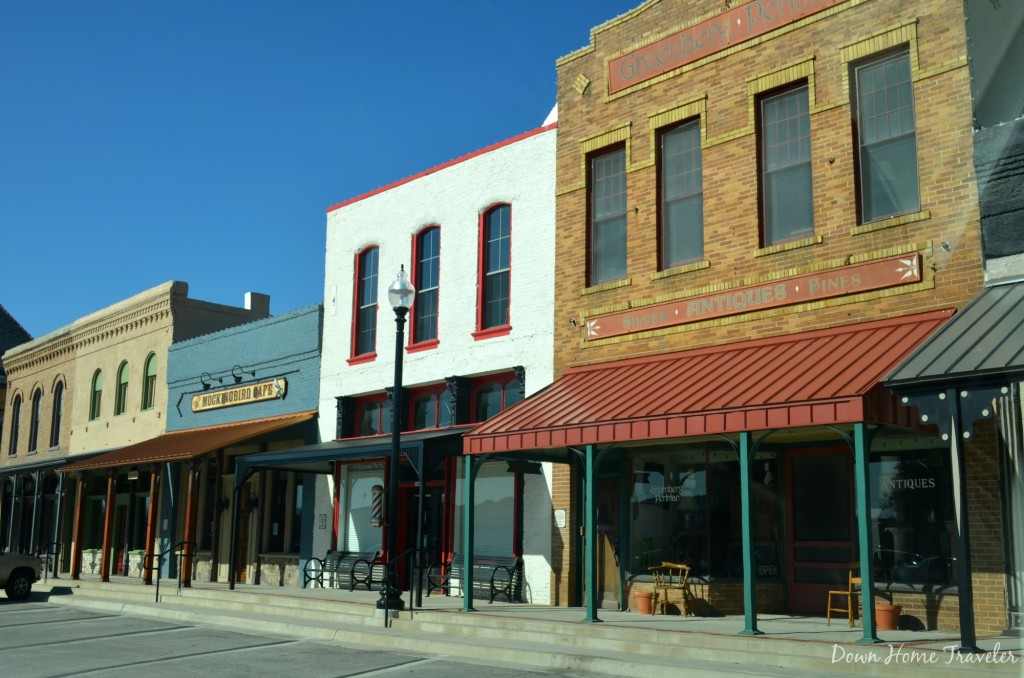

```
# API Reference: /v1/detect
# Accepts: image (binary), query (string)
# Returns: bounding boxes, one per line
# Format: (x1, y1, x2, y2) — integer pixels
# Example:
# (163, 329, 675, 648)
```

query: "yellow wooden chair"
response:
(650, 561, 691, 616)
(826, 562, 861, 627)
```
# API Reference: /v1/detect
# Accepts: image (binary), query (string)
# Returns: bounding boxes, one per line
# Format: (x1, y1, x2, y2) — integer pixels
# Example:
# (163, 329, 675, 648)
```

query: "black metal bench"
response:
(303, 550, 383, 591)
(426, 554, 523, 603)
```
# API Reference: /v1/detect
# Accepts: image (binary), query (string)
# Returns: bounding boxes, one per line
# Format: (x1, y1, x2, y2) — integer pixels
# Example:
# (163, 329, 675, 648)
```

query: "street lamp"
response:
(377, 265, 415, 613)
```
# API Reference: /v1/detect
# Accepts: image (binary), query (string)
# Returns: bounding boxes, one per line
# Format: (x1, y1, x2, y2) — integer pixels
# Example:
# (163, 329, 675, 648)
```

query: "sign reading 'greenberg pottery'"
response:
(191, 378, 287, 412)
(584, 254, 920, 341)
(608, 0, 845, 94)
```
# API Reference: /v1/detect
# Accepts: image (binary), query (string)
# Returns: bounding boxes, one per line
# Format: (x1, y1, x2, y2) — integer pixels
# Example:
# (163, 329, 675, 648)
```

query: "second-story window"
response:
(760, 85, 813, 246)
(411, 389, 454, 430)
(115, 361, 129, 415)
(589, 147, 627, 285)
(353, 246, 379, 358)
(49, 381, 64, 448)
(660, 119, 704, 268)
(413, 226, 440, 344)
(357, 398, 391, 436)
(479, 204, 511, 331)
(8, 395, 21, 456)
(853, 48, 920, 222)
(89, 370, 103, 421)
(141, 353, 157, 410)
(28, 389, 41, 453)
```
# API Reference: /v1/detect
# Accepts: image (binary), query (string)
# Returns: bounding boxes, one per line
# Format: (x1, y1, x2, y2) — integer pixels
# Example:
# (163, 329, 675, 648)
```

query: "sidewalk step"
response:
(44, 586, 1018, 678)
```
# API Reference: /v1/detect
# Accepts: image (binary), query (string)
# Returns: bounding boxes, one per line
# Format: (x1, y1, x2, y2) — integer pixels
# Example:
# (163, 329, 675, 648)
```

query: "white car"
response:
(0, 550, 43, 600)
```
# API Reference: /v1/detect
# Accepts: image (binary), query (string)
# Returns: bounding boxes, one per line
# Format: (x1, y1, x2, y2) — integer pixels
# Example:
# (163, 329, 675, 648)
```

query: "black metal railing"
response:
(142, 541, 196, 604)
(34, 542, 62, 582)
(379, 547, 427, 628)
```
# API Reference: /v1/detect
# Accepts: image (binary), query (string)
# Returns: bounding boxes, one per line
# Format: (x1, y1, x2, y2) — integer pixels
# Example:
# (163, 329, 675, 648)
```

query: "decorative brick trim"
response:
(652, 260, 711, 281)
(753, 235, 824, 258)
(851, 209, 931, 236)
(581, 278, 633, 296)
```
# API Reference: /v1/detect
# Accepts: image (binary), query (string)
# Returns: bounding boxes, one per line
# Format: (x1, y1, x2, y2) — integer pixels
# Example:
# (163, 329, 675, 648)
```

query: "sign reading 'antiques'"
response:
(191, 378, 287, 412)
(608, 0, 845, 94)
(584, 254, 921, 341)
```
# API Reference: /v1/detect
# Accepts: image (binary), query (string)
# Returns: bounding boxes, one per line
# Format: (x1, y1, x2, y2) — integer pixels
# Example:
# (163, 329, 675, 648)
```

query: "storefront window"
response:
(628, 446, 780, 580)
(870, 450, 954, 587)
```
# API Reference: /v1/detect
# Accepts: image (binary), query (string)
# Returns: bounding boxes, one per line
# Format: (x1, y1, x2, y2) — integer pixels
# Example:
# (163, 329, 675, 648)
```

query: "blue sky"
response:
(0, 0, 638, 338)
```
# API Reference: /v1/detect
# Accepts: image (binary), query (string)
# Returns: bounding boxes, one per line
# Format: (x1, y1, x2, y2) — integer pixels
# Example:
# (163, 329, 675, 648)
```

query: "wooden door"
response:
(596, 478, 621, 609)
(786, 448, 854, 615)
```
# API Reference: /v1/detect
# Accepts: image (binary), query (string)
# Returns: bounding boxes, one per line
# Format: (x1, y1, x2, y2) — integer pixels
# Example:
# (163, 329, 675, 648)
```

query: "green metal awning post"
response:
(582, 444, 602, 622)
(462, 454, 477, 612)
(853, 422, 879, 643)
(738, 431, 763, 635)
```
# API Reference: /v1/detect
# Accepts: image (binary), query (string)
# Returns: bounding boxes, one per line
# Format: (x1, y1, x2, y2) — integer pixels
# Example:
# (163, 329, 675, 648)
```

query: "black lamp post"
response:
(377, 265, 415, 613)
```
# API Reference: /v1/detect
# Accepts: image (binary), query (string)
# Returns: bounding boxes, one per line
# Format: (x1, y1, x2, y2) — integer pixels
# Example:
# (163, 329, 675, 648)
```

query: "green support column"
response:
(853, 422, 879, 643)
(462, 455, 476, 612)
(738, 431, 763, 635)
(582, 445, 602, 622)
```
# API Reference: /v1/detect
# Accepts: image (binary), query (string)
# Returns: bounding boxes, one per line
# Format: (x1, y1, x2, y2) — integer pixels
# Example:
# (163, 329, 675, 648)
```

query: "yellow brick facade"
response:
(549, 0, 1000, 634)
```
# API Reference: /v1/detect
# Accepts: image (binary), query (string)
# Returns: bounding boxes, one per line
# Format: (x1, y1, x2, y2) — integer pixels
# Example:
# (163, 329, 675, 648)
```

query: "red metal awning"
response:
(60, 410, 318, 472)
(464, 311, 953, 454)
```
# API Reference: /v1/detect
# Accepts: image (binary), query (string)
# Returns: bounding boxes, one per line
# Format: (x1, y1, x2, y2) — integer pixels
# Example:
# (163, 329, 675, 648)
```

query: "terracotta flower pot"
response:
(875, 603, 902, 630)
(635, 591, 654, 615)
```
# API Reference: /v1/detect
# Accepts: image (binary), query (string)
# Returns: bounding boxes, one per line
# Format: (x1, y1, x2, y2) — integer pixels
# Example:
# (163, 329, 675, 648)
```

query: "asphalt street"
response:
(0, 601, 591, 678)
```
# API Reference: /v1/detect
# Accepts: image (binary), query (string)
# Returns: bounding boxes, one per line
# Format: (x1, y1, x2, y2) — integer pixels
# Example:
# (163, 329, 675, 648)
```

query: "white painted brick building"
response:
(319, 123, 556, 604)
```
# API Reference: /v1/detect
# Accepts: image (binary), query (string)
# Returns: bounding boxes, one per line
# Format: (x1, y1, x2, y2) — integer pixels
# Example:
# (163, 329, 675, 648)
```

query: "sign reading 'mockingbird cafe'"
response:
(191, 379, 287, 412)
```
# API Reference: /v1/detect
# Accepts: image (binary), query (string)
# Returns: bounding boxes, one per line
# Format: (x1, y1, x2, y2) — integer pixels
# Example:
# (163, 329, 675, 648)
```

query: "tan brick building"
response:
(467, 0, 1005, 639)
(0, 282, 270, 574)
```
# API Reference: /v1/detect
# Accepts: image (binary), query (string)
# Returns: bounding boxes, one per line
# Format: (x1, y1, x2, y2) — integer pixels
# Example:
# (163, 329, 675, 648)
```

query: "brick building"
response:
(466, 0, 1002, 638)
(1, 282, 271, 578)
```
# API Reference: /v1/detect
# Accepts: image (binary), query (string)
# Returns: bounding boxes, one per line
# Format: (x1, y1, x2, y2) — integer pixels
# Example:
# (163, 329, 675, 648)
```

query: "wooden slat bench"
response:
(303, 550, 383, 591)
(425, 554, 523, 603)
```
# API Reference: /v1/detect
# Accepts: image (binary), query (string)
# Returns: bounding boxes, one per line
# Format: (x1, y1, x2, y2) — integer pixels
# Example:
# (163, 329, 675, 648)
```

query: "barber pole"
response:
(371, 484, 384, 527)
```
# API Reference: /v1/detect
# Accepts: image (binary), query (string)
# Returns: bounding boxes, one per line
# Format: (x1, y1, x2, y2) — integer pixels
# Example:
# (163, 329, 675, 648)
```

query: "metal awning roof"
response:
(59, 410, 318, 472)
(886, 278, 1024, 388)
(235, 426, 475, 478)
(465, 310, 953, 454)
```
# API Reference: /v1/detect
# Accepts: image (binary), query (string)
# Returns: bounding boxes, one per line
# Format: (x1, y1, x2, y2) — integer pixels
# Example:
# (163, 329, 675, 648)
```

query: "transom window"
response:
(115, 361, 129, 416)
(854, 48, 920, 222)
(480, 205, 511, 331)
(590, 147, 628, 285)
(354, 247, 379, 358)
(660, 119, 704, 268)
(760, 85, 813, 245)
(89, 370, 103, 421)
(413, 226, 440, 344)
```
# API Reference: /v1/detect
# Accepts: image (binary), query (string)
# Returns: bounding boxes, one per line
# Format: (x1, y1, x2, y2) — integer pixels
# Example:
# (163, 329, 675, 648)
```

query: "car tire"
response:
(4, 572, 33, 600)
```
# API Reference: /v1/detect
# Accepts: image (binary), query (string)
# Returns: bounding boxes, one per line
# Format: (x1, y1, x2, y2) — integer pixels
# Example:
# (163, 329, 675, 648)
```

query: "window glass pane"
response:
(590, 148, 627, 284)
(761, 86, 813, 245)
(29, 392, 41, 452)
(50, 383, 63, 448)
(359, 402, 380, 436)
(475, 384, 502, 422)
(871, 451, 953, 586)
(413, 393, 437, 430)
(661, 120, 703, 268)
(267, 471, 287, 552)
(482, 206, 511, 329)
(414, 229, 440, 342)
(856, 50, 919, 221)
(8, 397, 20, 455)
(503, 380, 522, 409)
(483, 271, 510, 328)
(355, 249, 378, 355)
(439, 393, 454, 427)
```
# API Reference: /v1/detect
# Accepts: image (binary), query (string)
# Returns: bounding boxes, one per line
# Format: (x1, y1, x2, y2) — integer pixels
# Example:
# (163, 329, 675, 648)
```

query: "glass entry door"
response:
(786, 448, 854, 615)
